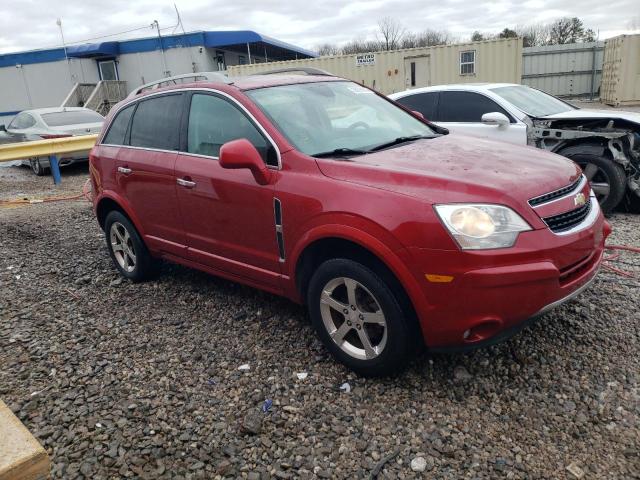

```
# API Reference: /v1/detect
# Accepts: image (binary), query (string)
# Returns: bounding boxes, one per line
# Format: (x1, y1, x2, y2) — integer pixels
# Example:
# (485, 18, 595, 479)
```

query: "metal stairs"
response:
(61, 81, 127, 116)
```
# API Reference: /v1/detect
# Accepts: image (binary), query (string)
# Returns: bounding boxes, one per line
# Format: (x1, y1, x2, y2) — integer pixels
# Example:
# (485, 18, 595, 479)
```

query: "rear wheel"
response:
(104, 211, 159, 282)
(307, 258, 414, 377)
(569, 154, 626, 214)
(29, 157, 49, 176)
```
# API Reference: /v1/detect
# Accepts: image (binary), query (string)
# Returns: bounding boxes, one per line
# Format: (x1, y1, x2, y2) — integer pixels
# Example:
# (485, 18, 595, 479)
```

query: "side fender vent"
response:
(274, 198, 285, 262)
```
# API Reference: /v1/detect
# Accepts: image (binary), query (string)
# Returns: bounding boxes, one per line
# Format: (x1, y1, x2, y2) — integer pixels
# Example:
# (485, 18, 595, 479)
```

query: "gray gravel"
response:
(1, 165, 639, 479)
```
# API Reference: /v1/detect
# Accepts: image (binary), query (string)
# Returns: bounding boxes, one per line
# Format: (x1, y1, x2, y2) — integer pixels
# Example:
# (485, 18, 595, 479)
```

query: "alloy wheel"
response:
(29, 158, 42, 175)
(110, 222, 136, 273)
(319, 276, 387, 360)
(581, 162, 611, 204)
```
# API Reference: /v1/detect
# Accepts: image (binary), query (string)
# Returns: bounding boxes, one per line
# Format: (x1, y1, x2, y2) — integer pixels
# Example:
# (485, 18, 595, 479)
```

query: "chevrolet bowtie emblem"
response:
(574, 192, 586, 207)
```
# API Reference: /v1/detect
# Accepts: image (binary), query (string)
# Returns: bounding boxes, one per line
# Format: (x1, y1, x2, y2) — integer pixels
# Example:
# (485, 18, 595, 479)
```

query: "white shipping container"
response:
(601, 34, 640, 106)
(229, 38, 523, 95)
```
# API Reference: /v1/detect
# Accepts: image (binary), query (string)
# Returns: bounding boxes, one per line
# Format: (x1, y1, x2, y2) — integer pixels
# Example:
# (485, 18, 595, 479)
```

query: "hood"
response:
(316, 134, 581, 208)
(542, 108, 640, 125)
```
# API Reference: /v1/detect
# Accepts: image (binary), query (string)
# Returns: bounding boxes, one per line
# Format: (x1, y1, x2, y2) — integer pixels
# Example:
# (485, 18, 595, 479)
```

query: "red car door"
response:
(117, 93, 186, 257)
(174, 91, 281, 290)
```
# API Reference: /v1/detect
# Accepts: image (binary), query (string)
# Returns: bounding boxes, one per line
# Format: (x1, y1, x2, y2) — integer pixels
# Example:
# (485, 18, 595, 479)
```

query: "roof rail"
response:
(128, 71, 231, 97)
(255, 67, 333, 76)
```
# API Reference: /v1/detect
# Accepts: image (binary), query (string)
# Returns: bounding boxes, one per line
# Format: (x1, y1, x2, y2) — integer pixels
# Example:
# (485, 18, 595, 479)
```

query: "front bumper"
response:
(404, 209, 609, 349)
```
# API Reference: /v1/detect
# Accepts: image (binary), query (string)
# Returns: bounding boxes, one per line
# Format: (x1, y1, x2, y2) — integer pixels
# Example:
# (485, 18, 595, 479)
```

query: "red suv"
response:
(90, 72, 609, 376)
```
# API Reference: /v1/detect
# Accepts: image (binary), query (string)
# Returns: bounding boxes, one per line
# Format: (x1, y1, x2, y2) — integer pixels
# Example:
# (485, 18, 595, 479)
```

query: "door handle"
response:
(117, 167, 132, 175)
(177, 178, 196, 188)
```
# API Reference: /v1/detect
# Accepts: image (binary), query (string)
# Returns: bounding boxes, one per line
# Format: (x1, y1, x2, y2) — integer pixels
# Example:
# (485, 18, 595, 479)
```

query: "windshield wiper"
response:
(368, 135, 432, 152)
(312, 148, 369, 158)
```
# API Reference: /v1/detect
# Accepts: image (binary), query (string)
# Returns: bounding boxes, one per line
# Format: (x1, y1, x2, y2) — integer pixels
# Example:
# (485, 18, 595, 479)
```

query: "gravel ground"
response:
(1, 165, 639, 479)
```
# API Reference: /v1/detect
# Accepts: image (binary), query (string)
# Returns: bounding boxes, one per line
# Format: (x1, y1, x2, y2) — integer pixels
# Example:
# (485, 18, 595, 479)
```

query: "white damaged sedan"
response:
(390, 84, 640, 213)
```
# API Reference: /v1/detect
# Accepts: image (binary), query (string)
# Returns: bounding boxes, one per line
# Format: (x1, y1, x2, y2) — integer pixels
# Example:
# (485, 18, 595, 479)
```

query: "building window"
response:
(460, 50, 475, 75)
(238, 55, 247, 65)
(410, 62, 416, 87)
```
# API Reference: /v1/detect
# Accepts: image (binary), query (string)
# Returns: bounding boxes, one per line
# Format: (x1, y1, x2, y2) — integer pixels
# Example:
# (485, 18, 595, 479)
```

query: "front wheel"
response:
(307, 258, 415, 377)
(29, 157, 49, 176)
(570, 154, 627, 214)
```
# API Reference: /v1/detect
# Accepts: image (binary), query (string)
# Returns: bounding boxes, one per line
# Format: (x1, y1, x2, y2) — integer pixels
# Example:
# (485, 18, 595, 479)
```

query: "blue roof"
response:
(67, 41, 120, 58)
(0, 30, 316, 68)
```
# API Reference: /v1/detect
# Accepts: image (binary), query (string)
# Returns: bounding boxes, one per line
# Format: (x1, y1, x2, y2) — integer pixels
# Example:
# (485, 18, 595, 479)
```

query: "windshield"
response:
(42, 110, 104, 127)
(490, 85, 575, 117)
(246, 81, 435, 157)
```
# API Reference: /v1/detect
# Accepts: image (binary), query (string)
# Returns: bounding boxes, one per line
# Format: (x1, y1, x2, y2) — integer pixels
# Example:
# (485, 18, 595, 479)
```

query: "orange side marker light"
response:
(425, 274, 454, 283)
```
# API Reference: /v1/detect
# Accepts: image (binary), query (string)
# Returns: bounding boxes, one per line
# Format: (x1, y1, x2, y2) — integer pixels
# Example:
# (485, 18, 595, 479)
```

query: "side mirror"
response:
(411, 110, 425, 120)
(0, 124, 6, 132)
(481, 112, 510, 127)
(219, 138, 272, 185)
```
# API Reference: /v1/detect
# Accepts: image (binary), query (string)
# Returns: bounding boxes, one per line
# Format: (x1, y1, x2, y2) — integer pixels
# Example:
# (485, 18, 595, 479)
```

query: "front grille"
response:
(529, 176, 583, 207)
(542, 199, 592, 233)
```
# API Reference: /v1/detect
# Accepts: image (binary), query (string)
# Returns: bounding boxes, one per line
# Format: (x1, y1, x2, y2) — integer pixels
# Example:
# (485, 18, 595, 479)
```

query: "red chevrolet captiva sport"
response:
(90, 71, 609, 376)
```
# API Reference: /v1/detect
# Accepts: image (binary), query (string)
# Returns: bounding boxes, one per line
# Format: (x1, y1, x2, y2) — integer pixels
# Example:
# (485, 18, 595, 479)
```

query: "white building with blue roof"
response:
(0, 30, 316, 122)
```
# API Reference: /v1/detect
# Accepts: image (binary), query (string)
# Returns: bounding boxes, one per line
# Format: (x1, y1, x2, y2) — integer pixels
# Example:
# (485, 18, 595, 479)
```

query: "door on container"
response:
(404, 56, 430, 89)
(175, 91, 281, 288)
(117, 93, 186, 257)
(435, 91, 526, 144)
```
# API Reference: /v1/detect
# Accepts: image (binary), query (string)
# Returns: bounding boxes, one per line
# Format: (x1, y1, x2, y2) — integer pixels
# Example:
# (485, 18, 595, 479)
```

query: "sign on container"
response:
(356, 54, 375, 66)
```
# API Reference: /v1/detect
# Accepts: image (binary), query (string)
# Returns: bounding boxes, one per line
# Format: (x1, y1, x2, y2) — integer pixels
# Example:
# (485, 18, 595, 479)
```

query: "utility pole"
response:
(56, 18, 74, 85)
(152, 20, 170, 77)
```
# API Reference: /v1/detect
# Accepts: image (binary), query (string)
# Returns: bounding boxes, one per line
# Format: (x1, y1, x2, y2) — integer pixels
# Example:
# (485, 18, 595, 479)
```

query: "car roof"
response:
(231, 74, 345, 91)
(129, 73, 346, 100)
(390, 83, 521, 98)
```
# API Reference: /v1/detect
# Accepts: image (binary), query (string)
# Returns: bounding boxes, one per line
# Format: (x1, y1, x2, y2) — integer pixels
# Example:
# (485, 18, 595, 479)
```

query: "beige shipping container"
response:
(601, 34, 640, 106)
(229, 38, 523, 95)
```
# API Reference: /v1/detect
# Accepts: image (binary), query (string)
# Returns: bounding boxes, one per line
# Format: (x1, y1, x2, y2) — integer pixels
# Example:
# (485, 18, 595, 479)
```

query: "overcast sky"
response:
(0, 0, 638, 54)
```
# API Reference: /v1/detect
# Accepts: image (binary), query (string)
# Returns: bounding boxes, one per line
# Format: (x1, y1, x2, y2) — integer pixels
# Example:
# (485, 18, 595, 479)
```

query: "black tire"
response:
(104, 210, 159, 282)
(29, 157, 49, 176)
(307, 258, 415, 377)
(567, 153, 627, 214)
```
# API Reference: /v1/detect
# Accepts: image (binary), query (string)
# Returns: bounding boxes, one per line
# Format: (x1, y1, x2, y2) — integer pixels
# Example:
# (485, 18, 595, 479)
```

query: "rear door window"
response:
(186, 93, 276, 166)
(395, 92, 439, 120)
(129, 94, 183, 150)
(103, 105, 134, 146)
(438, 91, 514, 123)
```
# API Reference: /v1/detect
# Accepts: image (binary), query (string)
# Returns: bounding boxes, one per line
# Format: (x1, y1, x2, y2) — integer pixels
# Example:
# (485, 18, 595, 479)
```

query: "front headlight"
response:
(434, 204, 531, 250)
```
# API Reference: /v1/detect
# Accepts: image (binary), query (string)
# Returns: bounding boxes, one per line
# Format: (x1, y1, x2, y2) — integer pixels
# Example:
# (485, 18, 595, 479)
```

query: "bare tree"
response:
(341, 38, 382, 55)
(402, 29, 454, 48)
(516, 23, 549, 47)
(377, 17, 405, 50)
(316, 43, 340, 56)
(417, 29, 454, 46)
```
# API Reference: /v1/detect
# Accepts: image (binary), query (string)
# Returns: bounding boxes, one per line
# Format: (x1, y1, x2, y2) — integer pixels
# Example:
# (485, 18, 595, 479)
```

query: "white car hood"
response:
(542, 108, 640, 125)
